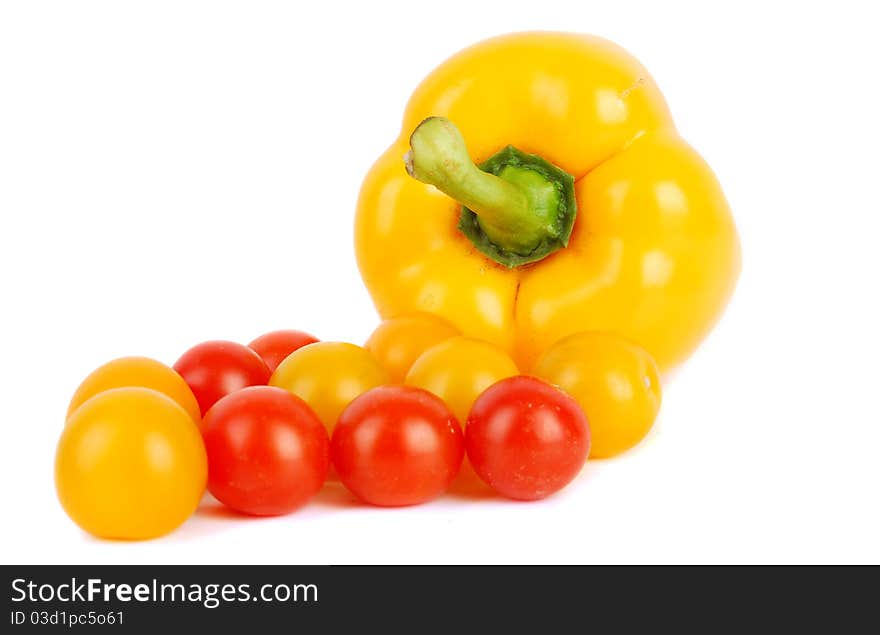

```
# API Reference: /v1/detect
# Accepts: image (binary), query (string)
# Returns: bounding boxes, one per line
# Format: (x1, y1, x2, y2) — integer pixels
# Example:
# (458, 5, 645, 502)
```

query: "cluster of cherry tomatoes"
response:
(55, 313, 661, 540)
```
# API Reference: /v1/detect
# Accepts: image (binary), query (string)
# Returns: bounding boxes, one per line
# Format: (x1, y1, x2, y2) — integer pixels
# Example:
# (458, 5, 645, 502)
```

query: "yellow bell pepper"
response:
(355, 32, 740, 373)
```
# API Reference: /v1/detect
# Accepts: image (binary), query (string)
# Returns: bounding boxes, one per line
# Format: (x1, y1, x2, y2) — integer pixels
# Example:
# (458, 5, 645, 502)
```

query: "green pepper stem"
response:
(404, 116, 577, 267)
(405, 117, 544, 252)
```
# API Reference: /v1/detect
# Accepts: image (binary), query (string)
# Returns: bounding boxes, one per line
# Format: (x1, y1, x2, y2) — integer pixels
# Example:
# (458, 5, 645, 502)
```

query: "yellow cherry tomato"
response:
(67, 356, 201, 423)
(269, 342, 389, 433)
(365, 312, 460, 383)
(55, 387, 207, 540)
(405, 336, 518, 423)
(534, 332, 661, 459)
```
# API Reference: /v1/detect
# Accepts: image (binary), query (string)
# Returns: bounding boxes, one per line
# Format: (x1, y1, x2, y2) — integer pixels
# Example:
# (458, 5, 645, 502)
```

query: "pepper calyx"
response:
(459, 145, 576, 267)
(405, 117, 577, 268)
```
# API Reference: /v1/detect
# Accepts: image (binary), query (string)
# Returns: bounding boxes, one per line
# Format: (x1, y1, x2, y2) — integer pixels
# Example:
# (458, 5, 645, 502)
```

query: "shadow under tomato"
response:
(196, 499, 248, 520)
(446, 457, 496, 502)
(307, 481, 361, 510)
(152, 494, 248, 542)
(193, 482, 362, 518)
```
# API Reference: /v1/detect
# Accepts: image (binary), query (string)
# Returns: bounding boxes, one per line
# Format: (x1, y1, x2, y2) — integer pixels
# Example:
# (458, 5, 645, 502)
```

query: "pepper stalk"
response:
(404, 116, 577, 267)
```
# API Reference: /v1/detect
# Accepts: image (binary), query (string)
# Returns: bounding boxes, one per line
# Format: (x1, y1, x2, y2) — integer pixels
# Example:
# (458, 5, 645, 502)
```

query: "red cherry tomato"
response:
(248, 330, 319, 373)
(466, 376, 591, 501)
(202, 386, 329, 516)
(331, 385, 464, 506)
(173, 341, 271, 417)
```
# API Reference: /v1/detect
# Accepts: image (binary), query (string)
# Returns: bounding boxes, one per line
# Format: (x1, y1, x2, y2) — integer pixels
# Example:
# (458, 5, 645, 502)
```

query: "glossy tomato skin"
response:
(533, 332, 661, 458)
(248, 330, 319, 373)
(466, 376, 590, 501)
(174, 341, 271, 417)
(405, 336, 519, 423)
(331, 385, 464, 506)
(365, 313, 459, 383)
(67, 356, 201, 423)
(56, 387, 207, 540)
(269, 342, 389, 434)
(202, 386, 329, 516)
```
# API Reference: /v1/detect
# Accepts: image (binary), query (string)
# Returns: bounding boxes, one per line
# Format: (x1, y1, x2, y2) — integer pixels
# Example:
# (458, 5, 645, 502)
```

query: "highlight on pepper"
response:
(356, 31, 740, 373)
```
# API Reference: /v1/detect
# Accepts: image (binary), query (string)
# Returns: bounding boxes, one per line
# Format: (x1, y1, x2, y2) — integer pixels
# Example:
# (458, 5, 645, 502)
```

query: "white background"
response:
(1, 0, 878, 564)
